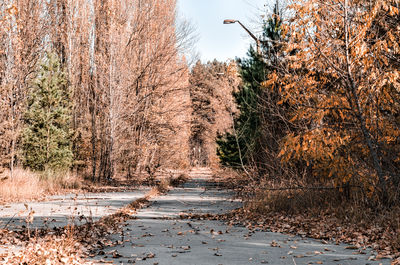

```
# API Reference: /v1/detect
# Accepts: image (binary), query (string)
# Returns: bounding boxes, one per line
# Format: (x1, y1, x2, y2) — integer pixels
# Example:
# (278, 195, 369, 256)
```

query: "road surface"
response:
(90, 168, 389, 265)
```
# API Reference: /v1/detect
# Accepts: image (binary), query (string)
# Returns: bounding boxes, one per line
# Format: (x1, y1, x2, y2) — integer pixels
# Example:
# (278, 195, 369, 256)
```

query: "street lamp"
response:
(223, 19, 261, 55)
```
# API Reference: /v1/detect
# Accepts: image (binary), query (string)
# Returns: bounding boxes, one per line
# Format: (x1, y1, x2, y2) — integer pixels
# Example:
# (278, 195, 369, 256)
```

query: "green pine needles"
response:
(216, 47, 266, 168)
(216, 2, 283, 170)
(22, 52, 73, 171)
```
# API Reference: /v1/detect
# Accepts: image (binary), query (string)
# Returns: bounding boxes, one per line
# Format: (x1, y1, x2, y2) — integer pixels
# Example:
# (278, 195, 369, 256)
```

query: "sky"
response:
(177, 0, 270, 63)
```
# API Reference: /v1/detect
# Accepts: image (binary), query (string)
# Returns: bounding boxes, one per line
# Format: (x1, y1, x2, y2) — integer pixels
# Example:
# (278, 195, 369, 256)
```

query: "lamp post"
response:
(223, 19, 261, 55)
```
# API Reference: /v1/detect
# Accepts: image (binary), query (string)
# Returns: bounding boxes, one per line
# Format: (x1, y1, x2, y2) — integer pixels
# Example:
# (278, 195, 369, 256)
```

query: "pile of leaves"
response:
(169, 173, 190, 187)
(0, 235, 89, 265)
(0, 174, 177, 264)
(210, 171, 400, 261)
(181, 205, 399, 262)
(0, 194, 152, 264)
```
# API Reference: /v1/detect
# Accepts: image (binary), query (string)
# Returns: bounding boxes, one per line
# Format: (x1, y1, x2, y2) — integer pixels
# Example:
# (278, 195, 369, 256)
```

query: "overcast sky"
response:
(177, 0, 270, 63)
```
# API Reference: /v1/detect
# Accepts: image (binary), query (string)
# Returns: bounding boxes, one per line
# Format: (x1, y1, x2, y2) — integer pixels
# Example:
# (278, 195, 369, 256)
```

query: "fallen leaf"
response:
(345, 246, 358, 250)
(270, 240, 280, 247)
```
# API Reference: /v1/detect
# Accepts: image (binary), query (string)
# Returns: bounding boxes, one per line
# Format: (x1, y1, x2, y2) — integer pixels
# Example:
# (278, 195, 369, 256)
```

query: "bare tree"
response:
(0, 0, 50, 177)
(0, 0, 195, 181)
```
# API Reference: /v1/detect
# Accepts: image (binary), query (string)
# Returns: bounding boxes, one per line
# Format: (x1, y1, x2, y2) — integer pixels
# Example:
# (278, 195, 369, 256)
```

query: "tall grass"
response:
(0, 168, 43, 202)
(0, 168, 81, 202)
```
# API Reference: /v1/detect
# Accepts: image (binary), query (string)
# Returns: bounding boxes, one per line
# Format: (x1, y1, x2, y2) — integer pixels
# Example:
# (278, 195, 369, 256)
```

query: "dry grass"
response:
(155, 178, 170, 193)
(246, 188, 345, 215)
(0, 169, 44, 202)
(39, 170, 81, 192)
(210, 167, 244, 189)
(0, 168, 171, 264)
(235, 179, 400, 259)
(0, 168, 82, 203)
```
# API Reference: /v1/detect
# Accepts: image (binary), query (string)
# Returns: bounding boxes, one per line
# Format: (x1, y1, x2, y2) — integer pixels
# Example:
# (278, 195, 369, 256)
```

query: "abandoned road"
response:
(0, 168, 391, 264)
(89, 168, 389, 265)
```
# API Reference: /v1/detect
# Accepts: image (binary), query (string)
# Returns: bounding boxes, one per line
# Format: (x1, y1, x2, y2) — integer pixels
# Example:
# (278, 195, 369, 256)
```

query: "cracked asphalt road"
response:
(90, 168, 390, 265)
(0, 190, 150, 231)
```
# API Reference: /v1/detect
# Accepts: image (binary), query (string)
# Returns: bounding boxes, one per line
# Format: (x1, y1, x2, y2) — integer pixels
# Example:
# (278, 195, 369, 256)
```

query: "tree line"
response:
(217, 0, 400, 205)
(0, 0, 194, 181)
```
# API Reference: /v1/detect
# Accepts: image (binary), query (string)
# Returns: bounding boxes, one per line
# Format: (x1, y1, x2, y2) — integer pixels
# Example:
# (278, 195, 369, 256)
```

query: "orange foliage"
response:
(269, 0, 400, 200)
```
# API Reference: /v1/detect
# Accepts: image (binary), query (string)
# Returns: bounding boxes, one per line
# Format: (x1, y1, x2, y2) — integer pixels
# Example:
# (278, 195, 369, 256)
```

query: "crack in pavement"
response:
(90, 168, 390, 265)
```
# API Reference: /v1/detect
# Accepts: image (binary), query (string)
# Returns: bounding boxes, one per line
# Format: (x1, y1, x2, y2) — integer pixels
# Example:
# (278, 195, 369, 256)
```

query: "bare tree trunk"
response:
(10, 108, 15, 178)
(89, 74, 97, 181)
(344, 0, 386, 199)
(6, 4, 16, 179)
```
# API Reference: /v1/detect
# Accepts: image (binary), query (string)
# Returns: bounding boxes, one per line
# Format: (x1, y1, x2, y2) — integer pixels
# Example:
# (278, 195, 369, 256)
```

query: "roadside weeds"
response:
(0, 174, 187, 264)
(183, 170, 399, 263)
(0, 168, 82, 203)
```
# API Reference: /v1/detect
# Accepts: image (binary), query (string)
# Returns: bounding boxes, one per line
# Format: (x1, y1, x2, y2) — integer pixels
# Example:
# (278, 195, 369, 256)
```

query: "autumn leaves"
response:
(272, 0, 400, 203)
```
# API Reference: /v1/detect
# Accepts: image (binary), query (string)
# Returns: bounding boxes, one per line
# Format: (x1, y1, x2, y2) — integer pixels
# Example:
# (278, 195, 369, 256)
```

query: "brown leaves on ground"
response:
(0, 193, 152, 264)
(181, 207, 400, 260)
(392, 258, 400, 265)
(0, 235, 89, 265)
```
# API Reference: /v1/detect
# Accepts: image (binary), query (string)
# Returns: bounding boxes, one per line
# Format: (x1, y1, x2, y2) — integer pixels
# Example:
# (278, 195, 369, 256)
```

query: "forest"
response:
(215, 0, 400, 258)
(0, 0, 195, 181)
(0, 0, 400, 263)
(218, 0, 400, 204)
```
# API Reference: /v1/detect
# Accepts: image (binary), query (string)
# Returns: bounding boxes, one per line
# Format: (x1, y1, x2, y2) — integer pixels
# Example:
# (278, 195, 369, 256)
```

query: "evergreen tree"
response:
(217, 2, 284, 171)
(22, 52, 73, 171)
(216, 47, 267, 168)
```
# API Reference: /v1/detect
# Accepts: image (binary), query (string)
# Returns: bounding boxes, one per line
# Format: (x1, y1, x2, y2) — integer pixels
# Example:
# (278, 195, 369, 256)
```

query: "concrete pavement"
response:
(0, 190, 150, 230)
(90, 168, 389, 265)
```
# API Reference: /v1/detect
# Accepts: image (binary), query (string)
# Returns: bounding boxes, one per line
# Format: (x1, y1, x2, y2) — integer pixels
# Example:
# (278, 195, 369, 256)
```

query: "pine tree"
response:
(217, 2, 284, 171)
(22, 52, 73, 171)
(216, 48, 266, 168)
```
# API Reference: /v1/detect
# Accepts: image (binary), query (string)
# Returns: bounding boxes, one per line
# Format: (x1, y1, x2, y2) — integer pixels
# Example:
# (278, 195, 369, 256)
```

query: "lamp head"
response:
(223, 19, 237, 24)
